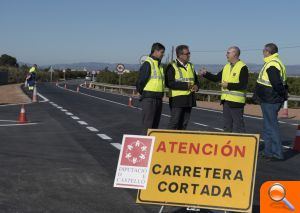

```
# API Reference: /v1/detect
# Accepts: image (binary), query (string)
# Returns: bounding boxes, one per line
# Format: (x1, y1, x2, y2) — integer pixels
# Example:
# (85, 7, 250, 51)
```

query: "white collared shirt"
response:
(176, 59, 188, 69)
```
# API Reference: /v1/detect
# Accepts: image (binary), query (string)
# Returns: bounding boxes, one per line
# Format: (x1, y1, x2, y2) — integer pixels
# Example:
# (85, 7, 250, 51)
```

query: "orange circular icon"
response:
(268, 183, 286, 202)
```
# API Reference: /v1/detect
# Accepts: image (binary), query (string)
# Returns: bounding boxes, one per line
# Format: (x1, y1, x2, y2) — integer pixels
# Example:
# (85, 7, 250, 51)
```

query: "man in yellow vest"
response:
(136, 43, 165, 134)
(200, 46, 249, 133)
(253, 43, 288, 161)
(26, 64, 37, 90)
(166, 45, 200, 130)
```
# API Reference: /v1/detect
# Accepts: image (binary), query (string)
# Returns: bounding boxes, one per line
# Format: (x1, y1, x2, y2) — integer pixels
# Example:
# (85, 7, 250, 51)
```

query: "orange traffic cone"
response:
(32, 85, 37, 103)
(18, 105, 27, 123)
(279, 100, 289, 118)
(293, 125, 300, 152)
(77, 86, 80, 92)
(64, 83, 67, 89)
(128, 97, 133, 107)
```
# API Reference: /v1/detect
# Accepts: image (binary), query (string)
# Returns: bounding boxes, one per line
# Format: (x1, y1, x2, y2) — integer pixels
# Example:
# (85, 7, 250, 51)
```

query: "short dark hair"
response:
(176, 45, 189, 57)
(150, 42, 165, 54)
(265, 43, 278, 54)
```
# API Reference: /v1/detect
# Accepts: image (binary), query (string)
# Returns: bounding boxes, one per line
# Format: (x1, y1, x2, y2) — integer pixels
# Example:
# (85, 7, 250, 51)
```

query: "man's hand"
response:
(191, 85, 198, 92)
(198, 67, 207, 76)
(220, 81, 228, 89)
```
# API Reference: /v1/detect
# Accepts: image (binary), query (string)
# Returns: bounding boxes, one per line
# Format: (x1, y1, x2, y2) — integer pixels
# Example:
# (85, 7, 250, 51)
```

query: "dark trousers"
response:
(141, 98, 162, 134)
(168, 107, 192, 130)
(223, 101, 245, 133)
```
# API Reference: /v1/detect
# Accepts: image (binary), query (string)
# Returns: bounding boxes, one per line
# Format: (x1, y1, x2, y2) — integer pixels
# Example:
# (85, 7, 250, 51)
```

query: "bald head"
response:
(226, 46, 240, 63)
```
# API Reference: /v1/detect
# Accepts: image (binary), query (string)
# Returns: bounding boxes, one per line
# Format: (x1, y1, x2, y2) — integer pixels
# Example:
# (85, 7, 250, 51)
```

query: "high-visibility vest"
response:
(143, 57, 165, 92)
(29, 67, 36, 73)
(257, 53, 287, 87)
(169, 60, 195, 97)
(221, 60, 247, 104)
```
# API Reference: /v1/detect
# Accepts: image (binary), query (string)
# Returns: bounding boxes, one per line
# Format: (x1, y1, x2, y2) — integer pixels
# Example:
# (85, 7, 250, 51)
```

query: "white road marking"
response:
(61, 109, 67, 112)
(37, 92, 49, 102)
(58, 84, 139, 109)
(57, 106, 62, 109)
(193, 122, 208, 127)
(292, 123, 299, 126)
(86, 126, 99, 132)
(0, 102, 31, 107)
(57, 84, 298, 131)
(111, 143, 121, 150)
(97, 134, 112, 140)
(0, 123, 38, 127)
(214, 127, 224, 131)
(65, 112, 73, 115)
(71, 116, 80, 120)
(0, 119, 18, 122)
(77, 121, 88, 125)
(283, 145, 292, 149)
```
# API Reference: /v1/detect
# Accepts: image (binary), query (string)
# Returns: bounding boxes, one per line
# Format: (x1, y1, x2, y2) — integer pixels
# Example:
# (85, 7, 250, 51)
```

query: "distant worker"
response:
(199, 46, 249, 133)
(165, 45, 199, 130)
(26, 64, 37, 91)
(253, 43, 288, 161)
(136, 43, 165, 134)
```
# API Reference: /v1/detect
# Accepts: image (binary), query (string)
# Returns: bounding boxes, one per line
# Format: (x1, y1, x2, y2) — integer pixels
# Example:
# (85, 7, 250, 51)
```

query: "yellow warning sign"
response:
(137, 130, 259, 212)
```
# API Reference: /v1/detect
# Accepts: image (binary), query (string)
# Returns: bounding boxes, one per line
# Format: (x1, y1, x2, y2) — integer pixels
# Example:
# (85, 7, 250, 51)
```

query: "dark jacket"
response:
(136, 56, 164, 99)
(253, 66, 288, 104)
(165, 60, 200, 108)
(203, 65, 249, 108)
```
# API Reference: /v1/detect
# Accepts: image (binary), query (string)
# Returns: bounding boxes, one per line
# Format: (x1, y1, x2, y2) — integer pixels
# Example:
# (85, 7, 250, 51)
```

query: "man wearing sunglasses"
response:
(253, 43, 288, 161)
(165, 45, 200, 130)
(199, 46, 249, 133)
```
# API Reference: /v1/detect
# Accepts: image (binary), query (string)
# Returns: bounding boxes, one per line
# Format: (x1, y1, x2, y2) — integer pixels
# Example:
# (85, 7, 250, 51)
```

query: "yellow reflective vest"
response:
(143, 57, 165, 92)
(169, 60, 195, 97)
(29, 66, 37, 73)
(221, 60, 247, 104)
(257, 53, 287, 87)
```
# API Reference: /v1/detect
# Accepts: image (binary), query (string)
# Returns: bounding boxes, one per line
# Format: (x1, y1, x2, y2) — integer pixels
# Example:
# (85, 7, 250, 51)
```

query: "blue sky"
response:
(1, 0, 300, 65)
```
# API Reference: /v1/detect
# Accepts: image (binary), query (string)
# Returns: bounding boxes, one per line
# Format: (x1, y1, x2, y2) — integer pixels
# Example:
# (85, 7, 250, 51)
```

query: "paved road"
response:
(0, 81, 299, 212)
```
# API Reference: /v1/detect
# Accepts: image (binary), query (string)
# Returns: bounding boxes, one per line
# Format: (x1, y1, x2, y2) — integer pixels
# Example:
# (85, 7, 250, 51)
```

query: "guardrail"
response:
(88, 82, 300, 102)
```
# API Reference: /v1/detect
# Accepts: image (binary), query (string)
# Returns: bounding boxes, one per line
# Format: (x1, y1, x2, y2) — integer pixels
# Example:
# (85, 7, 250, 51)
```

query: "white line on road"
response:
(77, 121, 88, 125)
(111, 143, 121, 150)
(56, 106, 62, 109)
(65, 112, 73, 115)
(37, 92, 49, 102)
(214, 127, 224, 131)
(193, 122, 208, 127)
(0, 119, 18, 123)
(0, 123, 38, 127)
(86, 126, 99, 132)
(61, 109, 67, 112)
(97, 134, 112, 140)
(71, 116, 80, 120)
(57, 84, 298, 131)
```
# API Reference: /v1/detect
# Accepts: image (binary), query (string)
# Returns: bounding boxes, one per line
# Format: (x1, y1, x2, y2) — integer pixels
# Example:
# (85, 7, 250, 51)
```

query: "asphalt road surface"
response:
(0, 80, 299, 213)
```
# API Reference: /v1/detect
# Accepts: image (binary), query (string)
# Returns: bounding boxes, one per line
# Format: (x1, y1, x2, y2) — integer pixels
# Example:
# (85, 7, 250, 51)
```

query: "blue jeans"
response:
(261, 102, 283, 159)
